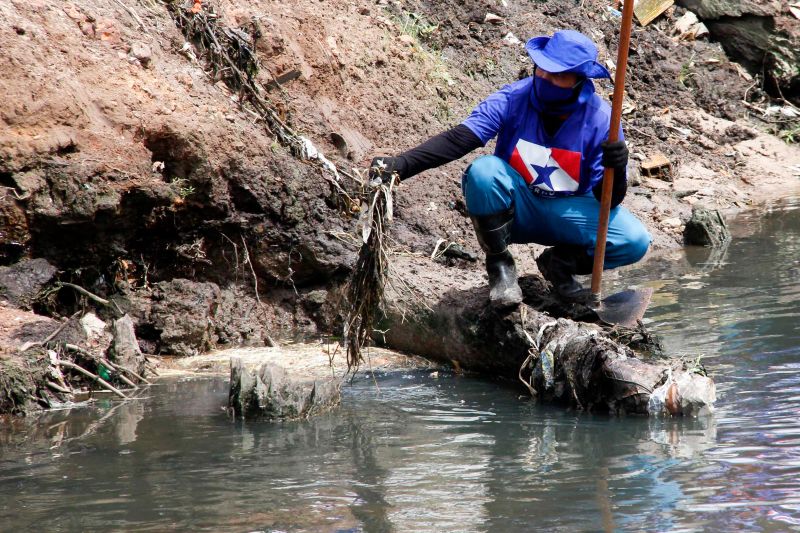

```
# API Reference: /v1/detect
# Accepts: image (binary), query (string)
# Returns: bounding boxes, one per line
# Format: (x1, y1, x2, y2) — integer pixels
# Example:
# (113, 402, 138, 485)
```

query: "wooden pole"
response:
(591, 0, 637, 296)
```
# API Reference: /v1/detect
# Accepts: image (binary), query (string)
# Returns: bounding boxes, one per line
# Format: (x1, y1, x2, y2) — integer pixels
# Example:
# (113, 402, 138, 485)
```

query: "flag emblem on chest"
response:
(509, 139, 581, 194)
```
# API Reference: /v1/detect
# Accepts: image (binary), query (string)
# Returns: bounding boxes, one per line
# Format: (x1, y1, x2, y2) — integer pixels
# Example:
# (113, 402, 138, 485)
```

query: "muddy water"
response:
(1, 201, 800, 532)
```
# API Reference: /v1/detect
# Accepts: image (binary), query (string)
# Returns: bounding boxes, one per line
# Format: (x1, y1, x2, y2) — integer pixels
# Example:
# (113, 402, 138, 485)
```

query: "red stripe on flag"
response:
(550, 148, 581, 182)
(509, 147, 534, 184)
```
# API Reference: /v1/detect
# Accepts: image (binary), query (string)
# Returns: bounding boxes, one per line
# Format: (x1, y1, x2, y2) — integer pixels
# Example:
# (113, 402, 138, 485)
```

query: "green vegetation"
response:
(395, 10, 439, 42)
(779, 124, 800, 144)
(170, 178, 196, 199)
(678, 53, 696, 89)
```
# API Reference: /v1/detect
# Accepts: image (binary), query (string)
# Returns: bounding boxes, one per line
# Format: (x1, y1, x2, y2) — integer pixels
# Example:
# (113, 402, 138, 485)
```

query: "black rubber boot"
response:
(470, 208, 523, 309)
(536, 245, 594, 303)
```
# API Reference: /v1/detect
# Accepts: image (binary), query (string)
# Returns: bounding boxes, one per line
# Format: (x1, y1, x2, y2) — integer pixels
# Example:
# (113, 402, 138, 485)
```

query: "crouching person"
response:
(370, 30, 650, 308)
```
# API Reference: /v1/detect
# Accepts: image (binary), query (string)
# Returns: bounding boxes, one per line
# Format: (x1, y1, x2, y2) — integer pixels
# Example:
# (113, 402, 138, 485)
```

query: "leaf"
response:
(360, 200, 373, 244)
(383, 184, 393, 224)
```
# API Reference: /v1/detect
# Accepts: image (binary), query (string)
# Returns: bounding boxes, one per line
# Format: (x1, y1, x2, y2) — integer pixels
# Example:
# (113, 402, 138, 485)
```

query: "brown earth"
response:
(1, 0, 799, 414)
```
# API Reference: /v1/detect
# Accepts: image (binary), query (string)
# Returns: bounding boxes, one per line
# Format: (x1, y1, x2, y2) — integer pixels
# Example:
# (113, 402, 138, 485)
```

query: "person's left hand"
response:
(601, 140, 628, 170)
(368, 156, 402, 184)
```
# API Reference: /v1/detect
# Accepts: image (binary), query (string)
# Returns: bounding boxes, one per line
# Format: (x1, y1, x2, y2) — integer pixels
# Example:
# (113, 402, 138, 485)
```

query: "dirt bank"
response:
(1, 0, 799, 414)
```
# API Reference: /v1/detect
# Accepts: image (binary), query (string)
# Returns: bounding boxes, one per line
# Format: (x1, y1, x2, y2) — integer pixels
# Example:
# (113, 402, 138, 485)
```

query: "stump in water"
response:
(228, 357, 342, 420)
(382, 257, 715, 416)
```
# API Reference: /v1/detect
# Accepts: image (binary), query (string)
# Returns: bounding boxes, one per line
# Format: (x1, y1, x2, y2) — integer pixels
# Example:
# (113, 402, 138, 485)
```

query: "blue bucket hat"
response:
(526, 30, 610, 79)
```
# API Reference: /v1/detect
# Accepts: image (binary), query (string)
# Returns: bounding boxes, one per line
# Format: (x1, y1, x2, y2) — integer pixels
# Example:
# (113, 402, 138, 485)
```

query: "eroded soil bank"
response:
(1, 0, 799, 414)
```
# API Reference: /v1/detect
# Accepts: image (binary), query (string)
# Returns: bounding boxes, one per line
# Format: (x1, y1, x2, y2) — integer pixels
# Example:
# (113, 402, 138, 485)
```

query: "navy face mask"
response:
(532, 73, 585, 115)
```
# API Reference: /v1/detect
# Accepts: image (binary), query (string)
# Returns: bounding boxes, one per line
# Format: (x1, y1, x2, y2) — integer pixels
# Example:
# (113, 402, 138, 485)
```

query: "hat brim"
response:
(526, 37, 611, 79)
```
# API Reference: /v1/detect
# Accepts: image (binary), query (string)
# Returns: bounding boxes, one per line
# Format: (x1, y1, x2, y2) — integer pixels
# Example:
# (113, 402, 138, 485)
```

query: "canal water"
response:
(1, 201, 799, 532)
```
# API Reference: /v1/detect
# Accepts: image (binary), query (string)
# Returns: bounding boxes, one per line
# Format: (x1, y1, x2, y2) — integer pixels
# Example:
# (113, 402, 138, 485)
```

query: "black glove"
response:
(601, 140, 628, 170)
(369, 156, 406, 184)
(592, 174, 628, 208)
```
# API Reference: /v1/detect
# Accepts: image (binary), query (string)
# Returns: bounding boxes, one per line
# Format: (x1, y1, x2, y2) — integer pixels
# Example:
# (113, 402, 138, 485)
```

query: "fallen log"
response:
(381, 257, 715, 416)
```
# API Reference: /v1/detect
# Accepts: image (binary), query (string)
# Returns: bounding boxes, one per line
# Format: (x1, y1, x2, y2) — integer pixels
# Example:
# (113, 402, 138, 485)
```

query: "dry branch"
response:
(46, 381, 73, 395)
(57, 360, 128, 399)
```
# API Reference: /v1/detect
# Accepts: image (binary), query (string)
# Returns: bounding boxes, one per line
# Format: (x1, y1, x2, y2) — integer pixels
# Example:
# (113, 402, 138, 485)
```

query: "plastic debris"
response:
(765, 106, 800, 119)
(648, 368, 716, 416)
(503, 32, 521, 46)
(539, 340, 556, 391)
(300, 136, 339, 179)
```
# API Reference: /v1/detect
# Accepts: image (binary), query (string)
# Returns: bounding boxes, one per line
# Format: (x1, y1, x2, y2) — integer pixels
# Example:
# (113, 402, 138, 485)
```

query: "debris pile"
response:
(0, 260, 154, 415)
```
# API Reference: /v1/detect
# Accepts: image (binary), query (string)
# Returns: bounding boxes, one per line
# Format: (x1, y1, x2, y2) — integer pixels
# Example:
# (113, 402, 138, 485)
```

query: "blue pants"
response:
(462, 155, 650, 269)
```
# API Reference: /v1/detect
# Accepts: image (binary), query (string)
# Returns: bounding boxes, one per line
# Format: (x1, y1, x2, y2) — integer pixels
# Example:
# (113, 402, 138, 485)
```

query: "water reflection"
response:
(1, 200, 800, 531)
(0, 374, 722, 532)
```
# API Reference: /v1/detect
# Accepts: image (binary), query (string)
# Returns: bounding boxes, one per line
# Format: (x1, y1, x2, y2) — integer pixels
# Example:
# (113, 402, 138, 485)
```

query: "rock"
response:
(677, 0, 800, 92)
(675, 11, 709, 39)
(213, 290, 275, 347)
(484, 13, 504, 24)
(627, 159, 642, 186)
(130, 41, 152, 67)
(0, 303, 56, 355)
(228, 358, 341, 420)
(142, 279, 221, 356)
(80, 313, 107, 341)
(675, 11, 700, 34)
(683, 206, 731, 246)
(80, 312, 113, 355)
(111, 314, 146, 375)
(94, 19, 120, 44)
(0, 258, 57, 310)
(662, 217, 683, 228)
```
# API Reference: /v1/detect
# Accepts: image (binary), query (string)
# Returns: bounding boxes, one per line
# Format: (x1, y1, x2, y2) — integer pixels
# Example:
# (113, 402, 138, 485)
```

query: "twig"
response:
(20, 311, 82, 352)
(219, 232, 240, 284)
(56, 360, 128, 399)
(113, 0, 146, 30)
(99, 359, 138, 389)
(64, 343, 92, 356)
(58, 282, 123, 316)
(518, 350, 538, 397)
(59, 283, 108, 306)
(103, 358, 151, 385)
(144, 357, 160, 376)
(0, 186, 30, 201)
(240, 235, 261, 304)
(46, 381, 73, 395)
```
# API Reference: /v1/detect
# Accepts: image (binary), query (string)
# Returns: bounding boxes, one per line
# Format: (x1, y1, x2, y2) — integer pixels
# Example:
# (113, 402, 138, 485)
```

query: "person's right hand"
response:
(368, 156, 403, 184)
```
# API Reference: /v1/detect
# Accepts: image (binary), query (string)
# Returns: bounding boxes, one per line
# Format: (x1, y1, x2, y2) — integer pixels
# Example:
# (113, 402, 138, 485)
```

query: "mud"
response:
(0, 258, 57, 310)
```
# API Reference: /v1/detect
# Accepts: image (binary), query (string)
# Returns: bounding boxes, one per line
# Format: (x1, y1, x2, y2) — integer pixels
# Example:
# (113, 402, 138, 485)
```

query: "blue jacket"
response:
(462, 77, 623, 198)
